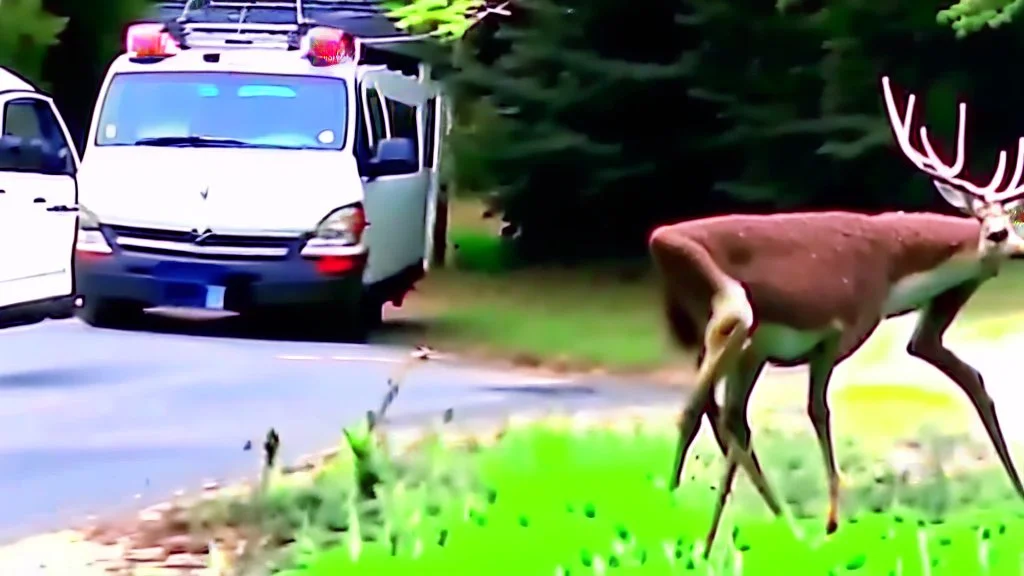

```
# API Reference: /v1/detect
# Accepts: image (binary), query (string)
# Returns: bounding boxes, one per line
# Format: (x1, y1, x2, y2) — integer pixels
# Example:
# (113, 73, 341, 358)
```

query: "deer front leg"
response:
(807, 331, 843, 534)
(908, 282, 1024, 498)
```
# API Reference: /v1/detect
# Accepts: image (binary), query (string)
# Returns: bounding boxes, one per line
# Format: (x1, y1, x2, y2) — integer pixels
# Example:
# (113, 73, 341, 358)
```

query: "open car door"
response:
(358, 68, 434, 284)
(0, 87, 79, 322)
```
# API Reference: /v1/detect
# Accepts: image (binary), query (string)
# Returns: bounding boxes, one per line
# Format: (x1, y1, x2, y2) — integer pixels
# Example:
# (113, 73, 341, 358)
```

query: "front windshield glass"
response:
(95, 72, 347, 150)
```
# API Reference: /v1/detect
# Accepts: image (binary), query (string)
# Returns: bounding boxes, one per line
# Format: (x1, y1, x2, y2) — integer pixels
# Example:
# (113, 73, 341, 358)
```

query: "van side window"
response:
(385, 98, 420, 169)
(2, 97, 74, 174)
(363, 86, 387, 153)
(423, 97, 437, 169)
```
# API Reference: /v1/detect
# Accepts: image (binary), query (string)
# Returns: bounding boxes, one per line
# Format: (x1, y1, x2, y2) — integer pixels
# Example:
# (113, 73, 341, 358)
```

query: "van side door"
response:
(357, 69, 432, 284)
(421, 91, 447, 269)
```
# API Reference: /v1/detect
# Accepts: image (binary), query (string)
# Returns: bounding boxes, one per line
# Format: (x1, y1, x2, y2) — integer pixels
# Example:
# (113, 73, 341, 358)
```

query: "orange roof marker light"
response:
(301, 27, 355, 67)
(125, 23, 180, 58)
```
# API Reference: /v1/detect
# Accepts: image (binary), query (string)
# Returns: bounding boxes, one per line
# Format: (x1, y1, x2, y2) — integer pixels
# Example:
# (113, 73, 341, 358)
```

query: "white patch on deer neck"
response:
(883, 257, 985, 316)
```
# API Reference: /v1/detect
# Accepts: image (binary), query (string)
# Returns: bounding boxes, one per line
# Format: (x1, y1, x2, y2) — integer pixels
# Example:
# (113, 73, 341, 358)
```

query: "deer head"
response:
(882, 76, 1024, 258)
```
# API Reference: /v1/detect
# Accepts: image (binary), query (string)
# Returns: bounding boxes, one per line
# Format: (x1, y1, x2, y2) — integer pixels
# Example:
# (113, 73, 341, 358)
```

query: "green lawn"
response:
(379, 208, 1024, 372)
(385, 264, 669, 370)
(209, 417, 1024, 576)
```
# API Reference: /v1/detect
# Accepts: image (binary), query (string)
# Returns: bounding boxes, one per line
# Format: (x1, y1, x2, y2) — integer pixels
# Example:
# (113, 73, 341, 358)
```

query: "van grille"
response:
(108, 225, 297, 260)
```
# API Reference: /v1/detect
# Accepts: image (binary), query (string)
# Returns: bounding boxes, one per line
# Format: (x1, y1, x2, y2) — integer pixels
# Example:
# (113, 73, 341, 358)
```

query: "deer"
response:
(650, 75, 1024, 556)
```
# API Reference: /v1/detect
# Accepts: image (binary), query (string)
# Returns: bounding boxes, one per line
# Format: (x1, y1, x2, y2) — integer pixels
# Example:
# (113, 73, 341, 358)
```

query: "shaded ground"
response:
(372, 200, 1024, 374)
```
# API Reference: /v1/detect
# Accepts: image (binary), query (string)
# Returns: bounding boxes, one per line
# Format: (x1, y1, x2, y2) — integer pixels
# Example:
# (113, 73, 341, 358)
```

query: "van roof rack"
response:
(150, 0, 418, 51)
(147, 0, 508, 71)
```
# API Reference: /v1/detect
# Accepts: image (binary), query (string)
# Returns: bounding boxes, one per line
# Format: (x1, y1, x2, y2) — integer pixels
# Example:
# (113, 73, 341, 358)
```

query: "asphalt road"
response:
(0, 316, 678, 544)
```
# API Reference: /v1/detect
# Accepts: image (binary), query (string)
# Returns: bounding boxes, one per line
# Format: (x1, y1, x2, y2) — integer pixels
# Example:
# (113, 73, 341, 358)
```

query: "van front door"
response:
(358, 70, 431, 284)
(0, 92, 79, 308)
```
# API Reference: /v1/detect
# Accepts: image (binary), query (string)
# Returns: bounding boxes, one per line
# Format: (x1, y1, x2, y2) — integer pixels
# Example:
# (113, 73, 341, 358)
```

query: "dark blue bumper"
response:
(75, 250, 364, 311)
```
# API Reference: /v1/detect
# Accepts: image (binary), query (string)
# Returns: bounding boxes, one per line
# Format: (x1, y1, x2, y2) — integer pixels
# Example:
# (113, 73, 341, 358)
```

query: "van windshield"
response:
(95, 72, 347, 150)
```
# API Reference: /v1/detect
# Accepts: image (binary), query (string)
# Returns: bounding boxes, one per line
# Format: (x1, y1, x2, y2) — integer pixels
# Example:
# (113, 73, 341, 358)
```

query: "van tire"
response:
(76, 298, 144, 329)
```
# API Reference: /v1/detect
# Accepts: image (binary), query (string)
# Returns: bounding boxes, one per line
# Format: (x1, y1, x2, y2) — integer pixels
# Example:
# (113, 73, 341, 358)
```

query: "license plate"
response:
(205, 285, 226, 310)
(165, 283, 225, 309)
(153, 262, 226, 283)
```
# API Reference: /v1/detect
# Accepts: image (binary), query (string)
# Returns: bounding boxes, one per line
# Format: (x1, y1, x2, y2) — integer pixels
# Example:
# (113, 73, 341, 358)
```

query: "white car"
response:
(74, 1, 448, 340)
(0, 67, 79, 327)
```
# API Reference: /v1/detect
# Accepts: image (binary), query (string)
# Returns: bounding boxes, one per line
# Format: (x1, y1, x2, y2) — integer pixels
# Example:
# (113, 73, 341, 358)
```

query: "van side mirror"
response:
(366, 137, 418, 179)
(0, 135, 74, 176)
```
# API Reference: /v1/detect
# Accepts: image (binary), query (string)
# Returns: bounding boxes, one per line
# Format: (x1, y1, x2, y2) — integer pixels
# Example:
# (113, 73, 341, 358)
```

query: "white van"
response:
(74, 0, 448, 339)
(0, 67, 79, 327)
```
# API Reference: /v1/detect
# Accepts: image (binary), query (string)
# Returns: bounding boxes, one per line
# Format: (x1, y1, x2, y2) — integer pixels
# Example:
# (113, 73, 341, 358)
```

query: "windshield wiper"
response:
(133, 136, 254, 148)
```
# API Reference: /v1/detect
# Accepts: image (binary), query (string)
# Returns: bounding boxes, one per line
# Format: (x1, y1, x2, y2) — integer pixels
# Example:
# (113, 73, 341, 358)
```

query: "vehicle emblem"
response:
(200, 187, 209, 200)
(193, 229, 214, 244)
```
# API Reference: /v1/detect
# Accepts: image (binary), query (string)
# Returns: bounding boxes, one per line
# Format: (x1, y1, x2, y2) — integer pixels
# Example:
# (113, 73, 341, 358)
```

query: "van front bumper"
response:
(74, 249, 366, 312)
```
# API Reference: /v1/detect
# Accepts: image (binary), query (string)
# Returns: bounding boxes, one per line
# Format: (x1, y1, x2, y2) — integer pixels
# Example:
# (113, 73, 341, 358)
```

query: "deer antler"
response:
(881, 76, 1024, 203)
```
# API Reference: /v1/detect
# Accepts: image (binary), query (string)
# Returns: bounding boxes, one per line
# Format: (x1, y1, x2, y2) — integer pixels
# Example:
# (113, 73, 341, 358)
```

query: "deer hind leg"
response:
(908, 283, 1024, 498)
(671, 281, 753, 488)
(701, 340, 766, 473)
(703, 350, 769, 557)
(807, 329, 844, 534)
(672, 348, 768, 487)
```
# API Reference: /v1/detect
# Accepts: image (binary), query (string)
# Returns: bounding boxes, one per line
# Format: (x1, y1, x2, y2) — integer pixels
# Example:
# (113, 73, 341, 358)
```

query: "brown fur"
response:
(650, 211, 981, 364)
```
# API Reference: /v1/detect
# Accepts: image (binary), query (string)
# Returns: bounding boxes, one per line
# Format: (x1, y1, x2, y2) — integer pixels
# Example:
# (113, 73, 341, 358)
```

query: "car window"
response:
(3, 98, 68, 150)
(385, 98, 420, 169)
(363, 86, 388, 153)
(96, 72, 348, 150)
(423, 97, 437, 169)
(1, 97, 74, 174)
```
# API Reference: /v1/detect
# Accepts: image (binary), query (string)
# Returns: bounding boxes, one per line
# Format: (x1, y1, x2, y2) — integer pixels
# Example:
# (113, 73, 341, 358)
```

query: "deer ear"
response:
(933, 181, 973, 214)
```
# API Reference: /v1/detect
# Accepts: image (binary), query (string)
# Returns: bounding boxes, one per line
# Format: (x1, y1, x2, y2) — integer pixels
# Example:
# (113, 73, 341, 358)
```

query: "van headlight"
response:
(76, 205, 113, 254)
(300, 204, 368, 257)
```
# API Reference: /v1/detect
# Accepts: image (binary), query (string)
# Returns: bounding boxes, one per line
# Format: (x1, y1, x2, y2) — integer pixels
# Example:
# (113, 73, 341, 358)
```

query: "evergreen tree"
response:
(0, 0, 67, 88)
(442, 0, 698, 261)
(675, 0, 1024, 213)
(41, 0, 151, 146)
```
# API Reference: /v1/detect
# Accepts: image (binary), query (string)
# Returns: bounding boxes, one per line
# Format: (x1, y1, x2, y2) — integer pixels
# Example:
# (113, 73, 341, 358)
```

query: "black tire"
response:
(75, 298, 145, 329)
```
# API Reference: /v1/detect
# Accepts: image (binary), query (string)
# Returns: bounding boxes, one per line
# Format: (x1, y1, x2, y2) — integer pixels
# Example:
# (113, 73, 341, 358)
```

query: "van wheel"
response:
(76, 298, 144, 329)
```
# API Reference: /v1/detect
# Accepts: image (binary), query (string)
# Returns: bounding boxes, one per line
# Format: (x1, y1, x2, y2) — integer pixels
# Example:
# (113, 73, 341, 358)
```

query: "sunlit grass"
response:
(832, 384, 971, 441)
(260, 418, 1024, 576)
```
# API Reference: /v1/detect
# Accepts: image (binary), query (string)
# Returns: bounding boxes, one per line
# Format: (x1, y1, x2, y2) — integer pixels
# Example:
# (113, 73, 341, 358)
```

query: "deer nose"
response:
(987, 228, 1010, 243)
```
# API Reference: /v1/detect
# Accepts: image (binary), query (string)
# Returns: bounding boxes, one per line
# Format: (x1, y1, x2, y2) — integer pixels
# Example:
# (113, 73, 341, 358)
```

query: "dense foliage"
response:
(5, 0, 1024, 260)
(435, 0, 1024, 261)
(0, 0, 67, 89)
(0, 0, 148, 144)
(940, 0, 1024, 36)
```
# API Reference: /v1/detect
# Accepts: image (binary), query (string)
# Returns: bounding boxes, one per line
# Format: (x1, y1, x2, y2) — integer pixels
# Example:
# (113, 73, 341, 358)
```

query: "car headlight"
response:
(301, 204, 368, 257)
(314, 204, 367, 242)
(75, 205, 113, 254)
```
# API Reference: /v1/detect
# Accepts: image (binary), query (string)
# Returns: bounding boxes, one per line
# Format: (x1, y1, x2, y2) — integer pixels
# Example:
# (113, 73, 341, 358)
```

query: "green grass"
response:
(234, 417, 1024, 576)
(394, 211, 1024, 371)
